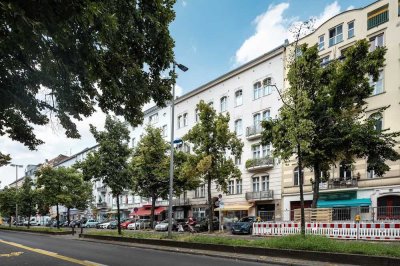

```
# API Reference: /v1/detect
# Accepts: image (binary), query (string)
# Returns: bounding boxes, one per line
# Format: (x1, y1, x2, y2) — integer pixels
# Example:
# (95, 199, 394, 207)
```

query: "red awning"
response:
(130, 207, 166, 216)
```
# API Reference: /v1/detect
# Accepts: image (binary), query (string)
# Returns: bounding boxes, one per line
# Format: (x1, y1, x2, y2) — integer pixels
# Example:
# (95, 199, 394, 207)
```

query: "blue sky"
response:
(171, 0, 373, 94)
(0, 0, 375, 186)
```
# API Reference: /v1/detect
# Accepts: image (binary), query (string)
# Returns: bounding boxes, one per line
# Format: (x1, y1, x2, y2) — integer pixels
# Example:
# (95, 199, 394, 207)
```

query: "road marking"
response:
(0, 251, 24, 257)
(0, 239, 104, 265)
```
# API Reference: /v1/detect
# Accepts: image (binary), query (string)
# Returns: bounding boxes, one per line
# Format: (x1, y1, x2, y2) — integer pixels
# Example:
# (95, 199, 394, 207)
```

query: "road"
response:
(0, 231, 278, 266)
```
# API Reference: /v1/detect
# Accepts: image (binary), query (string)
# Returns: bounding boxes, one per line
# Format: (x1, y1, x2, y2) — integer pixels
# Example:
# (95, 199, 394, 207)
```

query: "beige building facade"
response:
(281, 0, 400, 221)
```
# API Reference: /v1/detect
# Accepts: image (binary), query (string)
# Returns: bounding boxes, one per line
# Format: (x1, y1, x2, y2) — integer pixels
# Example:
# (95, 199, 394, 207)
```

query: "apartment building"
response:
(281, 0, 400, 221)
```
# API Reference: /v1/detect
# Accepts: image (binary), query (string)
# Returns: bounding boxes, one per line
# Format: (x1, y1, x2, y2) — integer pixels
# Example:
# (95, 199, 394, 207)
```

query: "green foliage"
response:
(131, 125, 199, 226)
(0, 186, 18, 218)
(262, 40, 399, 207)
(0, 153, 11, 167)
(0, 0, 175, 152)
(78, 115, 131, 234)
(18, 176, 39, 226)
(183, 100, 243, 232)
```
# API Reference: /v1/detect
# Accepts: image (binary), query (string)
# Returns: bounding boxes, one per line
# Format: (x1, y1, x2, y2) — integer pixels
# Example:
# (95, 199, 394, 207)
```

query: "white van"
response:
(23, 216, 51, 226)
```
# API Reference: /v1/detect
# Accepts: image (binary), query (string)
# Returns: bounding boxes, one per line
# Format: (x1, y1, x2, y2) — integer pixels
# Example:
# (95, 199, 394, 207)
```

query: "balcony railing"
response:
(96, 202, 108, 209)
(172, 198, 190, 206)
(246, 190, 274, 201)
(245, 157, 274, 171)
(246, 125, 263, 139)
(319, 178, 358, 190)
(97, 186, 107, 193)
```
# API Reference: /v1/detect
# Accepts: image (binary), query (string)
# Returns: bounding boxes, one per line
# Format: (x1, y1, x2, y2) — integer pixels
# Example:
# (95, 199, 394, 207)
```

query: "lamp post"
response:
(10, 163, 23, 226)
(168, 61, 188, 238)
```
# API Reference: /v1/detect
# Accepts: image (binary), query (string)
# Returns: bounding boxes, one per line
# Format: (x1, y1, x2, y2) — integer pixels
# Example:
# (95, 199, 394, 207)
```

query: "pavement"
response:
(0, 230, 357, 266)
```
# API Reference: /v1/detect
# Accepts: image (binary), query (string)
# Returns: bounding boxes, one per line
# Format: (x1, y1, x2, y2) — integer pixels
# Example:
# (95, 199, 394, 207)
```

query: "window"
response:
(235, 90, 243, 106)
(183, 113, 188, 126)
(369, 34, 384, 51)
(208, 101, 214, 108)
(348, 21, 354, 38)
(262, 144, 271, 157)
(162, 125, 167, 137)
(263, 78, 272, 95)
(367, 168, 377, 179)
(370, 113, 383, 132)
(253, 81, 262, 99)
(235, 156, 241, 165)
(320, 56, 330, 67)
(370, 70, 384, 95)
(252, 145, 261, 159)
(318, 35, 325, 51)
(195, 184, 205, 198)
(253, 113, 261, 128)
(220, 96, 227, 112)
(329, 24, 343, 46)
(295, 47, 302, 58)
(261, 175, 269, 191)
(367, 5, 389, 30)
(234, 119, 242, 136)
(192, 207, 206, 220)
(294, 167, 304, 186)
(252, 177, 260, 192)
(339, 161, 352, 180)
(236, 179, 242, 194)
(178, 115, 182, 128)
(195, 108, 199, 122)
(183, 143, 191, 153)
(262, 110, 271, 121)
(149, 113, 158, 124)
(228, 180, 234, 195)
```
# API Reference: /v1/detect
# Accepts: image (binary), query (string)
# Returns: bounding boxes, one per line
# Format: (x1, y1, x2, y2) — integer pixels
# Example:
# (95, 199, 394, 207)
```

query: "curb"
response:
(0, 227, 72, 235)
(79, 234, 400, 266)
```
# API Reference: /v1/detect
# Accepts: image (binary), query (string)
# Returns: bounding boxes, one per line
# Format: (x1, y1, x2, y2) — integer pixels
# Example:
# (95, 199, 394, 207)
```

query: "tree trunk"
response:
(67, 207, 71, 225)
(116, 194, 121, 235)
(56, 203, 60, 229)
(207, 177, 213, 233)
(298, 144, 305, 237)
(311, 163, 320, 209)
(27, 214, 31, 229)
(150, 195, 156, 229)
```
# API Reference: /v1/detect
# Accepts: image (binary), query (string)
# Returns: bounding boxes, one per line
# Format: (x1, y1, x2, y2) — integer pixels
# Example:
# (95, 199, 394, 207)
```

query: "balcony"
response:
(245, 157, 274, 171)
(97, 186, 107, 193)
(246, 125, 262, 140)
(319, 178, 358, 191)
(96, 202, 108, 209)
(172, 198, 190, 206)
(245, 190, 274, 201)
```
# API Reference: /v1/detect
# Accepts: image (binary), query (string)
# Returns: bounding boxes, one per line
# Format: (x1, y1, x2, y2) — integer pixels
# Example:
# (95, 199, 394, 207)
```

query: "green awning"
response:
(317, 198, 371, 208)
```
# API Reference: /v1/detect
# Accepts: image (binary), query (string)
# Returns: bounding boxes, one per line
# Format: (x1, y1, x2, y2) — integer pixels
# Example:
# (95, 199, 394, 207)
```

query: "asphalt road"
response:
(0, 231, 277, 266)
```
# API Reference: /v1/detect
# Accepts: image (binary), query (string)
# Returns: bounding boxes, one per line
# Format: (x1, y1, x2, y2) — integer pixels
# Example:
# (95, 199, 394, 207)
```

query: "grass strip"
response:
(85, 231, 400, 258)
(0, 225, 67, 233)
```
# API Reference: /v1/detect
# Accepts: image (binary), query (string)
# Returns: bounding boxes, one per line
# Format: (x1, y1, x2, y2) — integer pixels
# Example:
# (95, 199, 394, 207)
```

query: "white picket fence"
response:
(252, 222, 400, 241)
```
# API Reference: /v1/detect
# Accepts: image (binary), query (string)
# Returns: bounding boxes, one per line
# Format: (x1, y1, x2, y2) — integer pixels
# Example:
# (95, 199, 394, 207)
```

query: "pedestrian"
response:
(355, 213, 361, 223)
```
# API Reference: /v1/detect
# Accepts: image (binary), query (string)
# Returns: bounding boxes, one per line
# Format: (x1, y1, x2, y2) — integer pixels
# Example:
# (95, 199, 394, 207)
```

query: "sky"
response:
(0, 0, 373, 187)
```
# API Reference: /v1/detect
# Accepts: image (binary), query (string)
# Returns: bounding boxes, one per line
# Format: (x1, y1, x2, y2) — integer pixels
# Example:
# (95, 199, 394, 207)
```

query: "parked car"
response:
(108, 220, 119, 229)
(84, 219, 99, 228)
(121, 219, 135, 229)
(194, 217, 219, 232)
(98, 220, 112, 229)
(155, 219, 176, 231)
(23, 217, 39, 226)
(131, 219, 151, 230)
(231, 216, 256, 235)
(69, 220, 81, 228)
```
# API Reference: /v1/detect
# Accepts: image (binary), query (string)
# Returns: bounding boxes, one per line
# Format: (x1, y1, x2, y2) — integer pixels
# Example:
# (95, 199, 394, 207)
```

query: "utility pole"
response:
(10, 164, 23, 226)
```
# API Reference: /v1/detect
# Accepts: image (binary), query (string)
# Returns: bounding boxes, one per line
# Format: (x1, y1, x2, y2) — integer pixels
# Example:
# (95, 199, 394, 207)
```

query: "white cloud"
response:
(346, 5, 355, 11)
(182, 0, 187, 7)
(234, 1, 343, 65)
(235, 3, 290, 65)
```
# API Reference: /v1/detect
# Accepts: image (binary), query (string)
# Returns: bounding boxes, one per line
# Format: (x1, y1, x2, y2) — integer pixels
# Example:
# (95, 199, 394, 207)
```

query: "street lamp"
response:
(10, 163, 23, 226)
(168, 61, 188, 238)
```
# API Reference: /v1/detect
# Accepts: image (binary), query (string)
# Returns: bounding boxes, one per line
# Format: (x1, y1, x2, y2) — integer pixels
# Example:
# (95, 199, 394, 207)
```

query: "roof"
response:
(54, 144, 99, 167)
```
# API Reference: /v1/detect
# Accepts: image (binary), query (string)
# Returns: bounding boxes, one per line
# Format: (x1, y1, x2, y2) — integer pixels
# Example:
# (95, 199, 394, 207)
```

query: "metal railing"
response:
(246, 125, 262, 138)
(319, 178, 358, 190)
(96, 202, 108, 208)
(246, 190, 274, 201)
(245, 157, 274, 170)
(172, 198, 190, 206)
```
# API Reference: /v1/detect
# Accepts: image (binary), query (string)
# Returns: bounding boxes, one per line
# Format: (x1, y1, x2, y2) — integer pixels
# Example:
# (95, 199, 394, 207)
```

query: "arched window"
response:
(370, 113, 383, 132)
(220, 96, 227, 112)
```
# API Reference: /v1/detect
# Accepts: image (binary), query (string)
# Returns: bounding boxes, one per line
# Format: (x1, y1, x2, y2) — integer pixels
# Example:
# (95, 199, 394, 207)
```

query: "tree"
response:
(36, 166, 79, 229)
(18, 176, 38, 228)
(131, 125, 199, 228)
(262, 39, 399, 226)
(0, 186, 17, 227)
(78, 115, 131, 235)
(61, 168, 93, 225)
(182, 100, 243, 232)
(0, 153, 11, 167)
(0, 0, 175, 153)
